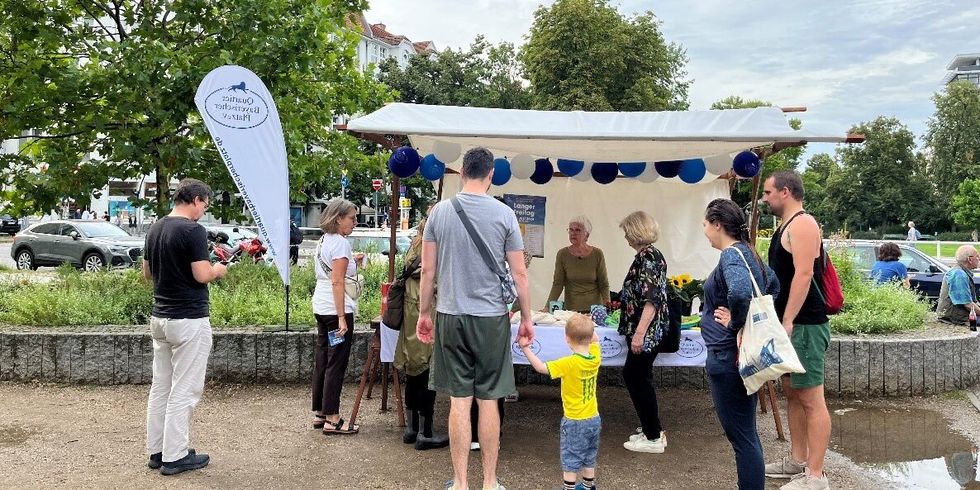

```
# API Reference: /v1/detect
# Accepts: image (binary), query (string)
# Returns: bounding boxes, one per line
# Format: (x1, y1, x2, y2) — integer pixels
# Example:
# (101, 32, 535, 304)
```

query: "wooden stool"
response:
(349, 326, 405, 427)
(757, 380, 785, 440)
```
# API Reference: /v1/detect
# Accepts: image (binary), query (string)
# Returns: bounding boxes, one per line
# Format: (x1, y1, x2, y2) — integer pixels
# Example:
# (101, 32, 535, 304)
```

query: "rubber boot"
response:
(403, 409, 419, 444)
(415, 412, 449, 450)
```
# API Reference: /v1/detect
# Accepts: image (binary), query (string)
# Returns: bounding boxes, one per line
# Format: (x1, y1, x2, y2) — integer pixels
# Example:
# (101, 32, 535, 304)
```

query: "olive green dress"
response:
(394, 260, 435, 376)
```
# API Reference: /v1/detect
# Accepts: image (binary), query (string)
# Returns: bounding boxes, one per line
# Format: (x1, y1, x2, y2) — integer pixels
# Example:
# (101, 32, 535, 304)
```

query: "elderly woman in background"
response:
(311, 198, 363, 435)
(546, 216, 610, 312)
(617, 211, 669, 454)
(870, 242, 910, 287)
(938, 245, 980, 325)
(395, 215, 449, 450)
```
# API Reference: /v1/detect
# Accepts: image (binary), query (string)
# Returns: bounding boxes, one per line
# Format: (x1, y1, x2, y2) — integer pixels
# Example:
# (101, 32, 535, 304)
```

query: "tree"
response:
(952, 178, 980, 236)
(520, 0, 689, 111)
(827, 117, 935, 231)
(378, 36, 531, 109)
(800, 153, 840, 230)
(710, 96, 771, 110)
(924, 80, 980, 216)
(0, 0, 391, 219)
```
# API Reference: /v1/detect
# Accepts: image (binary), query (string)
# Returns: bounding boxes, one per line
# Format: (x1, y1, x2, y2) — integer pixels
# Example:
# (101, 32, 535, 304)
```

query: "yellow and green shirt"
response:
(546, 343, 601, 420)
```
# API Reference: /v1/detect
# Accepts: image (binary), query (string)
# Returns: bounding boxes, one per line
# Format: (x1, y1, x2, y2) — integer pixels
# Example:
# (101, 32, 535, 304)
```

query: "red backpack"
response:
(813, 246, 844, 315)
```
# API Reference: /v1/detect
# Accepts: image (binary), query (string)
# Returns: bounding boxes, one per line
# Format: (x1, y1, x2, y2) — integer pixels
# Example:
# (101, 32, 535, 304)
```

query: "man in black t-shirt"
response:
(142, 178, 227, 476)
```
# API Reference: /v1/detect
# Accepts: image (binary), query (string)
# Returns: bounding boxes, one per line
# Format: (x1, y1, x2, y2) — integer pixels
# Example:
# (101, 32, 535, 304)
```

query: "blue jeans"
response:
(559, 415, 601, 472)
(706, 347, 765, 490)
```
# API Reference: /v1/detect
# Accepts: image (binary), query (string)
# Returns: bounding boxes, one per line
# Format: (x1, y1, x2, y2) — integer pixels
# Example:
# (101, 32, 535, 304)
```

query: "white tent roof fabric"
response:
(347, 103, 850, 163)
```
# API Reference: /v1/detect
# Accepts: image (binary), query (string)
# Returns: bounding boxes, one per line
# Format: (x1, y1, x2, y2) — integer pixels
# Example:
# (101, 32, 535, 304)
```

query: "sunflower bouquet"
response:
(668, 273, 704, 304)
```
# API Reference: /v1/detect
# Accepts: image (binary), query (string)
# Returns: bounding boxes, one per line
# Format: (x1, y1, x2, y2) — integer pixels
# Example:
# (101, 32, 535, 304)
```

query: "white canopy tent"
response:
(346, 103, 856, 307)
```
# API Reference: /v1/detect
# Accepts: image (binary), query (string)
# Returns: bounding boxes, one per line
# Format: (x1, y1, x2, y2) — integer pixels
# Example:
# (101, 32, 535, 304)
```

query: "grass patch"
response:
(914, 243, 977, 259)
(0, 260, 390, 328)
(828, 250, 930, 335)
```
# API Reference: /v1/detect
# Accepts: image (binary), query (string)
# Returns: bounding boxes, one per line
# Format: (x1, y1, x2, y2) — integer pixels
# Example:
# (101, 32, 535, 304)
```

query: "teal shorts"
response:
(789, 322, 831, 389)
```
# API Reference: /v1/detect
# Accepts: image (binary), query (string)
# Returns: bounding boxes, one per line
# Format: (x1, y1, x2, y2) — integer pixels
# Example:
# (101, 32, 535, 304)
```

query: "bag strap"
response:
(729, 246, 765, 299)
(777, 210, 807, 235)
(399, 256, 422, 282)
(450, 197, 505, 279)
(315, 235, 357, 280)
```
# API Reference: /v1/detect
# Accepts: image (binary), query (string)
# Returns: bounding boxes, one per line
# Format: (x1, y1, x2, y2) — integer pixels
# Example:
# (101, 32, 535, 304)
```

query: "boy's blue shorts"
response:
(559, 415, 601, 472)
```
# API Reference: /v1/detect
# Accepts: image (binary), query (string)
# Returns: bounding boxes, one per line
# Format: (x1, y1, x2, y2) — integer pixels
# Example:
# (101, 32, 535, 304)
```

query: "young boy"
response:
(519, 313, 601, 490)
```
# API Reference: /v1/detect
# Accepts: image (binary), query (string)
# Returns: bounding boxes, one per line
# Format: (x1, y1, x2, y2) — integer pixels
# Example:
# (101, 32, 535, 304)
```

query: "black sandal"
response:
(312, 414, 327, 429)
(322, 418, 359, 435)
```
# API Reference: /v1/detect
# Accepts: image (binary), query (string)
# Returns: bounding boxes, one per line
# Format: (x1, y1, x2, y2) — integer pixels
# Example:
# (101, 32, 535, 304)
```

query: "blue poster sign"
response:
(503, 194, 546, 257)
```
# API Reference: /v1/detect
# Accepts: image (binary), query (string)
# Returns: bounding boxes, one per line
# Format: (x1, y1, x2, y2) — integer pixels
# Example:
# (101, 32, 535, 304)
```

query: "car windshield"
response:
(75, 222, 130, 238)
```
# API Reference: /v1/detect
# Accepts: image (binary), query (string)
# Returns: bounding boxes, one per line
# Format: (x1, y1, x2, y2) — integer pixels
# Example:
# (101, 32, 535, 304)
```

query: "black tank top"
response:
(768, 211, 828, 325)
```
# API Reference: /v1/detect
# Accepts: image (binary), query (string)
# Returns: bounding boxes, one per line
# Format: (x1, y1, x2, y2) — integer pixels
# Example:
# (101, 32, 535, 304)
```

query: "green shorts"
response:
(789, 322, 831, 389)
(429, 313, 515, 399)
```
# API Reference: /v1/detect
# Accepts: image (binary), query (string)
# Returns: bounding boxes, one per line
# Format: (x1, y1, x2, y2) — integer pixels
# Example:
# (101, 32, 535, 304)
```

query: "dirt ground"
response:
(1, 381, 974, 490)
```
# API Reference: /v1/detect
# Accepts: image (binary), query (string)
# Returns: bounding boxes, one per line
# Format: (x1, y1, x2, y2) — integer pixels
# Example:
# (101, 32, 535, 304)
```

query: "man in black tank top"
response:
(760, 171, 831, 490)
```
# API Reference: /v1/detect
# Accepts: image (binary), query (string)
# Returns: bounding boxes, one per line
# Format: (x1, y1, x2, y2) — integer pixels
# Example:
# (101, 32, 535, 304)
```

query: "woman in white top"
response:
(311, 198, 364, 435)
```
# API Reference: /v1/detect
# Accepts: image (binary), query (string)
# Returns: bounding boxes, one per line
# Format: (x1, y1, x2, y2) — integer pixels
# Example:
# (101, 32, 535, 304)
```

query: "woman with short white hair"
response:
(937, 245, 980, 325)
(545, 215, 610, 312)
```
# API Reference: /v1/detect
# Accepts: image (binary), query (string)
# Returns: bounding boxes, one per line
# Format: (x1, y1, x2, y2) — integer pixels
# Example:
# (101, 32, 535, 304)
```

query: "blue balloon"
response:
(420, 154, 445, 181)
(388, 146, 421, 178)
(618, 162, 646, 178)
(678, 159, 707, 184)
(530, 158, 554, 185)
(733, 151, 762, 178)
(591, 162, 618, 184)
(654, 160, 683, 178)
(491, 158, 511, 186)
(557, 158, 585, 177)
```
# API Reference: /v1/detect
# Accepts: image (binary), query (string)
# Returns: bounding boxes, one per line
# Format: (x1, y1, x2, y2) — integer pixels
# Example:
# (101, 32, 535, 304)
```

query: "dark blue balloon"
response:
(420, 154, 445, 181)
(556, 158, 585, 177)
(733, 151, 762, 178)
(388, 146, 421, 178)
(530, 158, 554, 185)
(591, 162, 618, 184)
(618, 162, 646, 178)
(491, 158, 511, 186)
(678, 159, 707, 184)
(654, 160, 683, 178)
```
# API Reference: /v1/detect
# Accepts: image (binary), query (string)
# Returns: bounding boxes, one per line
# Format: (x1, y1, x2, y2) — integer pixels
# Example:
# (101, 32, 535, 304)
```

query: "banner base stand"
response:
(262, 324, 311, 333)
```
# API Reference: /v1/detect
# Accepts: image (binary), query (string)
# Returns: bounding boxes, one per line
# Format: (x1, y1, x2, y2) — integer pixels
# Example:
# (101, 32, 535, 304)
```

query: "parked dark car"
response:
(834, 241, 980, 301)
(11, 220, 143, 271)
(0, 214, 21, 235)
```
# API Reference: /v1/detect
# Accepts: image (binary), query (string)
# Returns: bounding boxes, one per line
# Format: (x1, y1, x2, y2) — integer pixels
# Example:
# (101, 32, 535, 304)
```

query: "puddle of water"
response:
(830, 405, 978, 489)
(0, 424, 36, 447)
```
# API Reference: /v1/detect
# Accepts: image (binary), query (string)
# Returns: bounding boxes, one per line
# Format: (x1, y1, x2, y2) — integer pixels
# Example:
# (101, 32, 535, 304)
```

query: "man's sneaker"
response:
(160, 451, 210, 476)
(765, 456, 806, 479)
(504, 393, 519, 402)
(148, 448, 194, 469)
(470, 441, 480, 451)
(629, 429, 666, 446)
(779, 469, 829, 490)
(623, 435, 665, 453)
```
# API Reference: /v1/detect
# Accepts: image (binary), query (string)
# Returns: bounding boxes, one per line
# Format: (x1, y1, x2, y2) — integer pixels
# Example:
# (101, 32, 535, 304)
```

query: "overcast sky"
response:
(366, 0, 980, 163)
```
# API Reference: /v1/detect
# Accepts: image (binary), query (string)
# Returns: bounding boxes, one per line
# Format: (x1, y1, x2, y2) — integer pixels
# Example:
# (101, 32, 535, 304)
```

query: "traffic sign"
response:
(400, 198, 411, 208)
(341, 176, 350, 188)
(372, 179, 383, 191)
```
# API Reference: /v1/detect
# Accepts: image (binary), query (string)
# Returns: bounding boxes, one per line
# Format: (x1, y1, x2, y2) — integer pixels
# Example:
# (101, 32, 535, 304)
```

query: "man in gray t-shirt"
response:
(417, 147, 533, 490)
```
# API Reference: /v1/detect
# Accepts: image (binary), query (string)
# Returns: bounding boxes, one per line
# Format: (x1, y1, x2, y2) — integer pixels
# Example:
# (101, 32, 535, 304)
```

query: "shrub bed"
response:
(828, 250, 930, 335)
(0, 260, 390, 328)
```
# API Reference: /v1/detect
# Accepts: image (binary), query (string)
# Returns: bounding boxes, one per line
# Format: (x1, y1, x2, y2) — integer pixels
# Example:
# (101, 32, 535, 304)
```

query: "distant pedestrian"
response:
(143, 178, 226, 476)
(103, 211, 110, 222)
(81, 208, 90, 220)
(906, 221, 921, 242)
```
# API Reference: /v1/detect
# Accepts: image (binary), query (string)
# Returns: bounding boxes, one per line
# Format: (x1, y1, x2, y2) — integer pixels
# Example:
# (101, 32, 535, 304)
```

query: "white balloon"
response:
(432, 140, 462, 164)
(571, 162, 593, 182)
(704, 153, 733, 175)
(635, 165, 661, 183)
(510, 153, 535, 179)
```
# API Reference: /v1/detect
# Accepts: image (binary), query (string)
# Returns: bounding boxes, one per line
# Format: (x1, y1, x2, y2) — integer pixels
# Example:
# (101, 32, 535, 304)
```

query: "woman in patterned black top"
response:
(617, 211, 670, 454)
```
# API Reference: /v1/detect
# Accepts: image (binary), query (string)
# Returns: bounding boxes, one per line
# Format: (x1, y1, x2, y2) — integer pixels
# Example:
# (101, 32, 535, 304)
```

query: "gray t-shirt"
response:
(423, 192, 524, 316)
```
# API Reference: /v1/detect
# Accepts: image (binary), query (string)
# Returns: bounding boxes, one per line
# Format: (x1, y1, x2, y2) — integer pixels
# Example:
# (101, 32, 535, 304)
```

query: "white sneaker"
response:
(623, 435, 665, 453)
(779, 469, 829, 490)
(629, 429, 666, 446)
(765, 456, 807, 479)
(470, 442, 480, 451)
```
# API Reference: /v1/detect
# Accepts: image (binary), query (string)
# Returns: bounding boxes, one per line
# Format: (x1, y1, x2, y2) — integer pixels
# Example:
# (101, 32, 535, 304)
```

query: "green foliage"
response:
(0, 0, 392, 219)
(937, 231, 976, 241)
(828, 250, 929, 335)
(925, 81, 980, 218)
(951, 178, 980, 234)
(520, 0, 689, 111)
(0, 260, 389, 328)
(710, 96, 771, 110)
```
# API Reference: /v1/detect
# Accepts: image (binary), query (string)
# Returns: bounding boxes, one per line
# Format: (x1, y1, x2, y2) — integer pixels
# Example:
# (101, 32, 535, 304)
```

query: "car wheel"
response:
(15, 249, 36, 270)
(83, 252, 106, 272)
